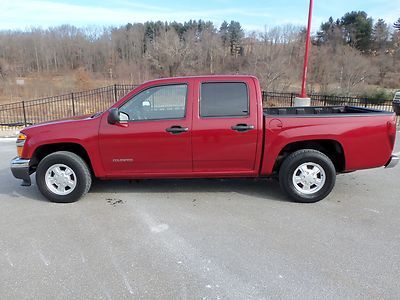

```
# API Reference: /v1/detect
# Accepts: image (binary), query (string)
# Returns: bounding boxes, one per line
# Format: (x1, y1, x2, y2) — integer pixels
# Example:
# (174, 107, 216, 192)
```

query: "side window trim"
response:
(119, 83, 189, 122)
(199, 81, 250, 118)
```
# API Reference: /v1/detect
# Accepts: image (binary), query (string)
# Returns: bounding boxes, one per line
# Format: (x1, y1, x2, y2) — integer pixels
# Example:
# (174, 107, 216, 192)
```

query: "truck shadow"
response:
(89, 178, 290, 202)
(0, 168, 46, 202)
(2, 175, 289, 203)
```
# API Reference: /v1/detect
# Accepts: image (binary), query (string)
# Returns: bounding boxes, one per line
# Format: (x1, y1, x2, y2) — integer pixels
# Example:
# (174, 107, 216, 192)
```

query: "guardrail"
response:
(0, 85, 395, 130)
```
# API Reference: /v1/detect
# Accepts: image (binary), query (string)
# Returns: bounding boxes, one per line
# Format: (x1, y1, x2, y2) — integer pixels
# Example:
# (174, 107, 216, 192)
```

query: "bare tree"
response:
(0, 17, 398, 103)
(146, 28, 195, 77)
(335, 46, 372, 95)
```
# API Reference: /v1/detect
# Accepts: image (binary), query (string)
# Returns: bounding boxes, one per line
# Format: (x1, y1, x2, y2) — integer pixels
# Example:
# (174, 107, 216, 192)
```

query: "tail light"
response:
(387, 117, 396, 149)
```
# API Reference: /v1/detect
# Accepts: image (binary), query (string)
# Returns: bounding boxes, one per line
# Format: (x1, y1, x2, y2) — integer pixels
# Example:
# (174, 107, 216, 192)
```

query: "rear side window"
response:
(200, 82, 249, 117)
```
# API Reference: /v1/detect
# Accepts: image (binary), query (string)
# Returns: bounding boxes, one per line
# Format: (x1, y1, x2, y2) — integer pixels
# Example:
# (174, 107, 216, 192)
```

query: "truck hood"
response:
(21, 113, 100, 132)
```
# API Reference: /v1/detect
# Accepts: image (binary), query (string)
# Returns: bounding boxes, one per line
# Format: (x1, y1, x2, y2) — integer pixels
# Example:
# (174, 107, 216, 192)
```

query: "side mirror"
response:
(107, 108, 119, 124)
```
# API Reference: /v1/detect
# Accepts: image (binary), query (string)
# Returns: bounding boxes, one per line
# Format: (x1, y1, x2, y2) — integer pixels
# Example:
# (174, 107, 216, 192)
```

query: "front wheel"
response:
(36, 151, 92, 203)
(279, 149, 336, 203)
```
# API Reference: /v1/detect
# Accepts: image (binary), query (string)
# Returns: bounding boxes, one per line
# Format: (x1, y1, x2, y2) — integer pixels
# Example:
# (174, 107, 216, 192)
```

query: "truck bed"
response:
(260, 105, 396, 175)
(264, 106, 392, 116)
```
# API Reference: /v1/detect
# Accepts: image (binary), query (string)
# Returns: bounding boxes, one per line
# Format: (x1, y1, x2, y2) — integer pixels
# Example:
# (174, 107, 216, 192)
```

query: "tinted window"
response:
(120, 84, 187, 121)
(200, 82, 248, 117)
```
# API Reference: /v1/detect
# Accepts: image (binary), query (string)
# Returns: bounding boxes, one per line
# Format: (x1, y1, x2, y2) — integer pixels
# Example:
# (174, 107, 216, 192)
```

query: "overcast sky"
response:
(1, 0, 399, 32)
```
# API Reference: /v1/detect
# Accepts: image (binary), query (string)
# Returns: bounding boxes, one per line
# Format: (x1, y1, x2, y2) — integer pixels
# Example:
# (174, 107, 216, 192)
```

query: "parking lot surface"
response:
(0, 135, 399, 299)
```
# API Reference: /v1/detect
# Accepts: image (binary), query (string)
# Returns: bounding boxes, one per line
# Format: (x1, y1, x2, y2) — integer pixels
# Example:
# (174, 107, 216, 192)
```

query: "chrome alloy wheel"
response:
(45, 164, 77, 195)
(292, 162, 326, 195)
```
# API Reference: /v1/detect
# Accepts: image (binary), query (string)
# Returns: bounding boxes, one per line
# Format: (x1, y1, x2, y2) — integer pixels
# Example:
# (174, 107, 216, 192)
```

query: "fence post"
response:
(22, 101, 27, 127)
(290, 93, 294, 106)
(114, 84, 118, 102)
(71, 92, 75, 116)
(262, 91, 265, 106)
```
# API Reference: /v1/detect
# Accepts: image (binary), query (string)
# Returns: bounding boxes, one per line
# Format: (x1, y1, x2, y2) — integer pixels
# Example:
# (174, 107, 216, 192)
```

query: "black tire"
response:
(279, 149, 336, 203)
(36, 151, 92, 203)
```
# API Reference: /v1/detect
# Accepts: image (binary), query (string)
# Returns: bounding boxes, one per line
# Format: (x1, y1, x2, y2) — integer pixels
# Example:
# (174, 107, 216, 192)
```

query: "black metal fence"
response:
(262, 91, 394, 111)
(0, 85, 395, 130)
(0, 84, 136, 129)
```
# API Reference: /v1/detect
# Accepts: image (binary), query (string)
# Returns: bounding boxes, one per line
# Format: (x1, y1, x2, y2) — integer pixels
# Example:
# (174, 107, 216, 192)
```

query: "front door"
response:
(99, 81, 192, 177)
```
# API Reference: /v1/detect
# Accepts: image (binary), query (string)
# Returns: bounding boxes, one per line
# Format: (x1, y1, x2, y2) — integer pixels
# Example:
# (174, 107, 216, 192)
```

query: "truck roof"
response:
(142, 74, 258, 85)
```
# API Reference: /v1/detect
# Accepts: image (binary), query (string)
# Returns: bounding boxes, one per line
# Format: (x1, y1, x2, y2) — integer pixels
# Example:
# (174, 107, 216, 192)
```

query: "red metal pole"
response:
(300, 0, 314, 98)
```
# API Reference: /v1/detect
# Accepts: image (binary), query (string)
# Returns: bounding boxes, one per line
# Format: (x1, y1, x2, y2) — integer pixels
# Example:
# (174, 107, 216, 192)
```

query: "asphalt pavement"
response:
(0, 135, 399, 299)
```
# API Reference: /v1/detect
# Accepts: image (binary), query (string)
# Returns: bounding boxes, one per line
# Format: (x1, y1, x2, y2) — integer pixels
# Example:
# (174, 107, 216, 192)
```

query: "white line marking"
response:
(364, 208, 380, 214)
(110, 253, 135, 295)
(5, 253, 14, 267)
(38, 251, 50, 266)
(137, 209, 262, 298)
(122, 273, 135, 295)
(140, 210, 170, 233)
(150, 223, 169, 233)
(31, 242, 50, 266)
(7, 257, 14, 267)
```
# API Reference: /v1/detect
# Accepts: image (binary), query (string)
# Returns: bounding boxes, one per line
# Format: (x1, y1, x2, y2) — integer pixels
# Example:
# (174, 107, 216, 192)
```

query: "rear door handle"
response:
(231, 124, 255, 132)
(166, 126, 189, 134)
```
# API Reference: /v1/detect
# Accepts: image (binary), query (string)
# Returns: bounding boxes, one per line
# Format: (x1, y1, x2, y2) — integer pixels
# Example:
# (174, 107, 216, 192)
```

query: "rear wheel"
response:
(36, 151, 92, 203)
(279, 149, 336, 203)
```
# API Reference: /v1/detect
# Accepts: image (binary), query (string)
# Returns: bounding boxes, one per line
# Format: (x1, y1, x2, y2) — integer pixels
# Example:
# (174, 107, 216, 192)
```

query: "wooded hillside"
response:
(0, 12, 399, 103)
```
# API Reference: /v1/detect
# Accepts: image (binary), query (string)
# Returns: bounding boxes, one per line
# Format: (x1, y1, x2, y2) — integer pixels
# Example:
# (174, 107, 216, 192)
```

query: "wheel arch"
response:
(31, 143, 94, 176)
(273, 139, 345, 173)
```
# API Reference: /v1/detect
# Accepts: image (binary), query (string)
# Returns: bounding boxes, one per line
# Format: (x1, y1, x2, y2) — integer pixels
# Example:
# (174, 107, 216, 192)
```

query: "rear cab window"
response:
(200, 82, 249, 117)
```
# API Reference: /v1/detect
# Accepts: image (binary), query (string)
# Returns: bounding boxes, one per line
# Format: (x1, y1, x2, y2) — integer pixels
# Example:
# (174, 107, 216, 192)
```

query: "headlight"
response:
(16, 133, 26, 157)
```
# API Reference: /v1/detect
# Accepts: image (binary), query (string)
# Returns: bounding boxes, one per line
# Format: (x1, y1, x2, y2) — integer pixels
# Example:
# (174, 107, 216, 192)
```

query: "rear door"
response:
(192, 78, 259, 174)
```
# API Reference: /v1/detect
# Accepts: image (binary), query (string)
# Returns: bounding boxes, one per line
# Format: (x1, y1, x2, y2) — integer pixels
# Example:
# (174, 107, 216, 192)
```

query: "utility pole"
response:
(294, 0, 314, 106)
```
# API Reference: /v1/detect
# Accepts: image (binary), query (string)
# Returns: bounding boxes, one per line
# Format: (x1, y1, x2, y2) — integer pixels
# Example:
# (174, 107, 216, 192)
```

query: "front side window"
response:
(200, 82, 249, 117)
(120, 84, 187, 121)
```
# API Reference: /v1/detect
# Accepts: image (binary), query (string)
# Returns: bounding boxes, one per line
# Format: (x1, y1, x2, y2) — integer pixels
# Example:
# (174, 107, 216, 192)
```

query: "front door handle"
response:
(166, 126, 189, 134)
(231, 124, 255, 132)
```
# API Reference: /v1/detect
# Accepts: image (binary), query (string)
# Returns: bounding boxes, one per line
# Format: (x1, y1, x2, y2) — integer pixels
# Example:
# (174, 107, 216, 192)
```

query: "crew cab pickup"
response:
(10, 75, 399, 203)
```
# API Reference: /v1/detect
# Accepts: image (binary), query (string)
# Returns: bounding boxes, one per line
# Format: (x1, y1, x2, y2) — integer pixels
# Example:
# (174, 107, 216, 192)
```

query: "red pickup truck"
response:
(10, 75, 398, 203)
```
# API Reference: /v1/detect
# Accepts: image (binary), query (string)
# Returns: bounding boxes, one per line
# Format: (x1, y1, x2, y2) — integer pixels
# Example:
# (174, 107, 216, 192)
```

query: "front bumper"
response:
(10, 157, 32, 186)
(385, 153, 399, 169)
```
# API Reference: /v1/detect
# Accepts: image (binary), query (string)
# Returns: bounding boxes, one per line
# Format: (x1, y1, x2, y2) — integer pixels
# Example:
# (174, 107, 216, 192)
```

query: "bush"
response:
(361, 89, 394, 105)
